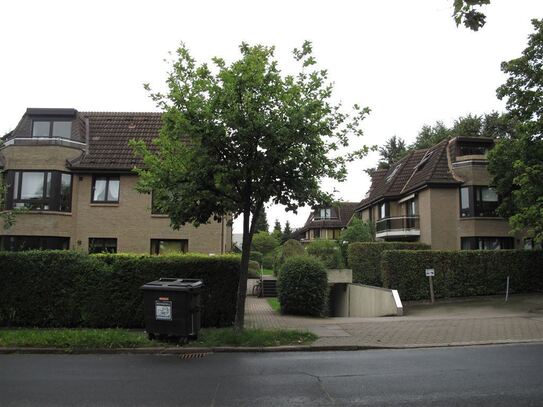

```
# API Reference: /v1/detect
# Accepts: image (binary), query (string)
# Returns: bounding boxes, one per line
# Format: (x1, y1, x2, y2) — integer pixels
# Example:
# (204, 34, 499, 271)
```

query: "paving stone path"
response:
(245, 296, 543, 347)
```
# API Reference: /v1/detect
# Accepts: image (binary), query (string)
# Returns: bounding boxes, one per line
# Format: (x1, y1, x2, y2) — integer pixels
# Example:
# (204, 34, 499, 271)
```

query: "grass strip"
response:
(267, 297, 281, 312)
(192, 328, 316, 347)
(0, 329, 152, 349)
(0, 327, 317, 348)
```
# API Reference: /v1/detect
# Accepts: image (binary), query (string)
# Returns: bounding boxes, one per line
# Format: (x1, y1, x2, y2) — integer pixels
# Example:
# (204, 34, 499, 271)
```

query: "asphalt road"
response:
(1, 344, 542, 406)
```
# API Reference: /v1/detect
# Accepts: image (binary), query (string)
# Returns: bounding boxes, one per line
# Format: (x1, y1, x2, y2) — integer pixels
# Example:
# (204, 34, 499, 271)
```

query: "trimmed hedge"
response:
(273, 239, 305, 276)
(381, 250, 543, 301)
(348, 242, 430, 285)
(306, 239, 344, 269)
(0, 251, 240, 328)
(277, 256, 328, 317)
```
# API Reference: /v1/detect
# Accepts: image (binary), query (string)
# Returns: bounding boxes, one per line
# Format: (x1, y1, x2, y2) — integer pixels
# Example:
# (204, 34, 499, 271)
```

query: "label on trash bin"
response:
(155, 300, 172, 321)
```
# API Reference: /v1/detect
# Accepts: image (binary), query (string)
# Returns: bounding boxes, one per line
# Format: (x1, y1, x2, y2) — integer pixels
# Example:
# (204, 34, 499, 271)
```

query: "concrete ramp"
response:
(331, 284, 403, 317)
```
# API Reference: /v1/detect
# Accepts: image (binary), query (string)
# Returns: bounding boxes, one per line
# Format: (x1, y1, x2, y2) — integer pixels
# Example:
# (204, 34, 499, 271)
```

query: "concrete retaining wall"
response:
(330, 283, 403, 317)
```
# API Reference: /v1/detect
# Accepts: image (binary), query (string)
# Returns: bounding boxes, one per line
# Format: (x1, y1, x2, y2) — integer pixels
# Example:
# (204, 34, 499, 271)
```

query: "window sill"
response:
(90, 203, 119, 207)
(7, 210, 72, 216)
(459, 216, 504, 221)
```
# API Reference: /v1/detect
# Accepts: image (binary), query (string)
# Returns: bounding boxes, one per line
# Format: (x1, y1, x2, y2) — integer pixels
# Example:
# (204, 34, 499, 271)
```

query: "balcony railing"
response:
(375, 216, 420, 238)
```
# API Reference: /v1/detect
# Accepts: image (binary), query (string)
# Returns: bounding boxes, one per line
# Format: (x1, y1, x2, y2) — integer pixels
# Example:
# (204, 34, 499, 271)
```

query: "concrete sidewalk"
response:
(245, 294, 543, 348)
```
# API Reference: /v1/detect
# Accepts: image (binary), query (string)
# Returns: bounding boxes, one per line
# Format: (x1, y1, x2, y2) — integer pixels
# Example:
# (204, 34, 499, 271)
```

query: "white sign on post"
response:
(425, 268, 435, 277)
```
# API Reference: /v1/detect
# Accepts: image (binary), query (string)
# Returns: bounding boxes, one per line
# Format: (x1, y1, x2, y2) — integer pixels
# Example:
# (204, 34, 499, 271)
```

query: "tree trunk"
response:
(234, 208, 252, 330)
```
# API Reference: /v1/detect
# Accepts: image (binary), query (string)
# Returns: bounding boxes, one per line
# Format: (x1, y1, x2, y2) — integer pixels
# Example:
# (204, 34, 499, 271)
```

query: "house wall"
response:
(1, 146, 231, 254)
(418, 189, 432, 246)
(428, 188, 459, 250)
(1, 144, 82, 171)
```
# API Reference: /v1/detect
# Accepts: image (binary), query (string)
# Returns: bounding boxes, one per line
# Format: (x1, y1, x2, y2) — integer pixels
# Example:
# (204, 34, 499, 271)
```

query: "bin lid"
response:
(140, 278, 204, 291)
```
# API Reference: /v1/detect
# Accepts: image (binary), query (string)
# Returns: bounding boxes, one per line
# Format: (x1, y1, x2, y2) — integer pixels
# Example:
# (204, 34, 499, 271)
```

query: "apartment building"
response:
(297, 202, 358, 244)
(355, 137, 524, 250)
(0, 108, 232, 254)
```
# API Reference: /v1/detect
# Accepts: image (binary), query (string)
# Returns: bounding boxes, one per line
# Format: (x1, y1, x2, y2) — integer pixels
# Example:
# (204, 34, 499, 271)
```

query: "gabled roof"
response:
(356, 139, 460, 210)
(299, 201, 359, 232)
(68, 112, 162, 171)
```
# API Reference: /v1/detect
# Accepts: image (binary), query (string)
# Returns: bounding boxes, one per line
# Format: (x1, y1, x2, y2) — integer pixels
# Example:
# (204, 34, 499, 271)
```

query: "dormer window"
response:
(320, 208, 331, 219)
(32, 120, 72, 139)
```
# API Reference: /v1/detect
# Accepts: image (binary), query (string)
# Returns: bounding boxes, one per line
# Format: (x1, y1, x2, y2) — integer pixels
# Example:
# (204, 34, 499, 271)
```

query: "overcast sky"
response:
(1, 1, 541, 233)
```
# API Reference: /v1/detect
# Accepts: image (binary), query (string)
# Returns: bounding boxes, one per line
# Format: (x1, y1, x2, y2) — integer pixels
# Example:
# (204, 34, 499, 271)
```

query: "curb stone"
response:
(0, 339, 542, 354)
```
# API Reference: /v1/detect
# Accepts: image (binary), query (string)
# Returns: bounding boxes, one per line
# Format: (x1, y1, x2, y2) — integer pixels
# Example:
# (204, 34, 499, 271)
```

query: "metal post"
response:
(505, 276, 510, 302)
(429, 275, 435, 304)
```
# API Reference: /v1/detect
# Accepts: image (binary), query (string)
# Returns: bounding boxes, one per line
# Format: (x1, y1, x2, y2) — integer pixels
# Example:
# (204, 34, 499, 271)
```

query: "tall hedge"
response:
(306, 239, 344, 269)
(348, 242, 430, 285)
(381, 250, 543, 301)
(0, 251, 240, 328)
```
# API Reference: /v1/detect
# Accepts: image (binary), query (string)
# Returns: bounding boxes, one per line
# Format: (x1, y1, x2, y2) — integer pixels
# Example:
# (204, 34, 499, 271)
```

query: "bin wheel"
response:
(147, 332, 156, 340)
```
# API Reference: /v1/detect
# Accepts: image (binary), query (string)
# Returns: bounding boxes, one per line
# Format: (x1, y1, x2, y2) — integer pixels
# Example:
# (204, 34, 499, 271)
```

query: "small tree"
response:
(251, 231, 278, 255)
(253, 208, 269, 233)
(271, 219, 282, 242)
(281, 220, 292, 244)
(341, 217, 373, 244)
(132, 41, 369, 329)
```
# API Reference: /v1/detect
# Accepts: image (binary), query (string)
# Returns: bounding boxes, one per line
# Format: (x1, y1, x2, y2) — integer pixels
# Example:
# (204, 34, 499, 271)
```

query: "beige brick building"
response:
(355, 137, 528, 250)
(0, 108, 232, 254)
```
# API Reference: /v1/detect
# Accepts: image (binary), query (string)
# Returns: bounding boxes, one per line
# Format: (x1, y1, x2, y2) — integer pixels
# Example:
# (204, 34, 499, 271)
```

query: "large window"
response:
(89, 238, 117, 254)
(459, 186, 499, 217)
(92, 176, 120, 203)
(1, 236, 70, 251)
(32, 120, 72, 139)
(461, 236, 514, 250)
(6, 171, 72, 212)
(458, 142, 490, 156)
(150, 239, 188, 255)
(379, 202, 389, 219)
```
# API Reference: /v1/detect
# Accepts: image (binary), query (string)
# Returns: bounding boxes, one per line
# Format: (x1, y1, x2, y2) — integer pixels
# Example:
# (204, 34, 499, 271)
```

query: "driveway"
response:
(245, 294, 543, 348)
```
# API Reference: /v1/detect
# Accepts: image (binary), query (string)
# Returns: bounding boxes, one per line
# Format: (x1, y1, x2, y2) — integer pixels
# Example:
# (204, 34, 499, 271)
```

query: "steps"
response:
(260, 277, 277, 298)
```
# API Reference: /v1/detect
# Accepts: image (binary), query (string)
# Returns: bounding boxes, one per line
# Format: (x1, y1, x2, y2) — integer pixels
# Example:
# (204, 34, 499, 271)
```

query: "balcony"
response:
(375, 216, 420, 239)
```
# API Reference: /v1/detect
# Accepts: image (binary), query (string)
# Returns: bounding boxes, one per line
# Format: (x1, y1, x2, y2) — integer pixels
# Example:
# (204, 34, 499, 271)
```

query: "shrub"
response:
(0, 251, 240, 328)
(277, 256, 328, 316)
(341, 217, 374, 243)
(306, 239, 344, 269)
(381, 250, 543, 301)
(262, 252, 275, 269)
(247, 260, 261, 278)
(274, 239, 305, 276)
(251, 231, 279, 255)
(249, 251, 263, 265)
(348, 242, 430, 286)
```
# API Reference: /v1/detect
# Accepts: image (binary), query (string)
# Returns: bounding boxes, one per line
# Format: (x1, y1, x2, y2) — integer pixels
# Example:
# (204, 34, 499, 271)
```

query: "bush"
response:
(262, 252, 275, 269)
(348, 242, 430, 286)
(251, 231, 279, 255)
(381, 250, 543, 301)
(247, 260, 261, 278)
(306, 239, 344, 269)
(274, 239, 305, 275)
(0, 251, 240, 328)
(249, 251, 263, 265)
(277, 256, 328, 316)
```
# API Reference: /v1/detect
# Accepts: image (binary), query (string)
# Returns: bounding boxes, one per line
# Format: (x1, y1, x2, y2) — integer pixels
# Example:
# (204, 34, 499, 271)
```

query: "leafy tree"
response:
(251, 231, 279, 255)
(271, 219, 282, 242)
(453, 0, 490, 31)
(132, 41, 369, 329)
(253, 209, 269, 233)
(410, 121, 450, 150)
(377, 136, 408, 169)
(340, 217, 373, 244)
(489, 19, 543, 243)
(281, 220, 292, 243)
